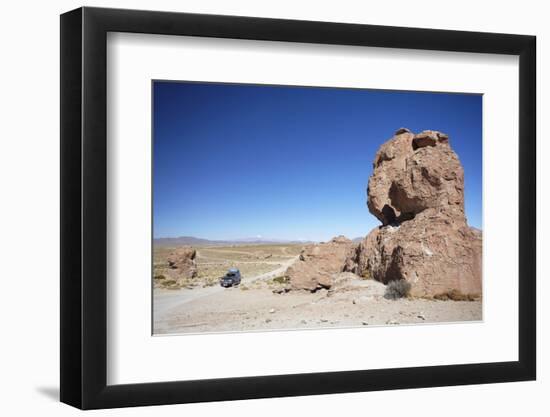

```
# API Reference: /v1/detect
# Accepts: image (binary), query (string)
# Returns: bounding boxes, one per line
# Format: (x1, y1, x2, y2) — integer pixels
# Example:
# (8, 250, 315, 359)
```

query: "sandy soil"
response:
(153, 274, 482, 335)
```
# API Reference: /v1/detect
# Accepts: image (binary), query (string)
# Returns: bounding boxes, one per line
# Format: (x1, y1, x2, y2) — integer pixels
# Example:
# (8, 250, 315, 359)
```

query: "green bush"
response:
(384, 280, 411, 300)
(271, 276, 289, 284)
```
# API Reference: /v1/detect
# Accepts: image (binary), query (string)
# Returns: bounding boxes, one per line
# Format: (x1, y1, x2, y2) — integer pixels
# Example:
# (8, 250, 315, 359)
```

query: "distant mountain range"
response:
(153, 236, 315, 247)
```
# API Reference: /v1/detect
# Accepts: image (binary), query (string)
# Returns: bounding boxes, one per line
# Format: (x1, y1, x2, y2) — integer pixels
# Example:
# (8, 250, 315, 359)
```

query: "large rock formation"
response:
(346, 128, 482, 298)
(155, 246, 198, 288)
(285, 236, 356, 291)
(167, 246, 197, 273)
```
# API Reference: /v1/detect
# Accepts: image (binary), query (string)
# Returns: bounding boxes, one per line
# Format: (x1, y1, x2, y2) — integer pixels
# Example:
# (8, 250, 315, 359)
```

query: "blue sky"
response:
(153, 81, 482, 241)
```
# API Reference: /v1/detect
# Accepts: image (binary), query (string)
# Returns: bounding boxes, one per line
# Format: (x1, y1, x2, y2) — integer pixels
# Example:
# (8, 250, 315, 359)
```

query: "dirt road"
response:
(153, 255, 298, 322)
(153, 270, 482, 335)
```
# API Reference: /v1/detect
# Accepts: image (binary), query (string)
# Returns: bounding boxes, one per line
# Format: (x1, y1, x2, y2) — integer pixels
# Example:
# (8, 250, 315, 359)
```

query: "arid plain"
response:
(153, 242, 481, 335)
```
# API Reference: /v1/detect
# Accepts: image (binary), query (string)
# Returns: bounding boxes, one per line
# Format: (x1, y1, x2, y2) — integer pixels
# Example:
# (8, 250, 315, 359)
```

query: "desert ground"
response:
(153, 243, 482, 335)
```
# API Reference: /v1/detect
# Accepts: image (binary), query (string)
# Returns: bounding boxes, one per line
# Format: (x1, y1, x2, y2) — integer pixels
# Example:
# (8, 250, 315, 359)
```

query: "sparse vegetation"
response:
(270, 275, 289, 285)
(154, 243, 302, 289)
(384, 279, 411, 300)
(434, 289, 478, 301)
(360, 269, 373, 280)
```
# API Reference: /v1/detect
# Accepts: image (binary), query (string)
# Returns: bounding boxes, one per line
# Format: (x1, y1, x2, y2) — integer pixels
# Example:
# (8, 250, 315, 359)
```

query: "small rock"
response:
(395, 127, 412, 135)
(386, 319, 399, 325)
(265, 318, 272, 323)
(320, 319, 329, 323)
(362, 322, 369, 326)
(301, 320, 307, 324)
(417, 314, 426, 320)
(269, 308, 276, 314)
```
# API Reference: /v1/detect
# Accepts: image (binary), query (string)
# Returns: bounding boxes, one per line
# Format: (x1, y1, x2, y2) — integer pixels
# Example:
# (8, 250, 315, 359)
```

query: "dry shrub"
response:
(271, 276, 289, 284)
(361, 269, 373, 280)
(434, 289, 478, 301)
(384, 280, 411, 300)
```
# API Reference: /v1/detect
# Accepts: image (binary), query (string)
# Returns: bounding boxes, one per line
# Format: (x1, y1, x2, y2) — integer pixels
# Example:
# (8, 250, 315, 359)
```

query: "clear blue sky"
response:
(153, 81, 482, 241)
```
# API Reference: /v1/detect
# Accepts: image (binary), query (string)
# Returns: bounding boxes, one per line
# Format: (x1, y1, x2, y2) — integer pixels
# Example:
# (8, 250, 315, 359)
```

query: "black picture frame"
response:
(60, 6, 536, 410)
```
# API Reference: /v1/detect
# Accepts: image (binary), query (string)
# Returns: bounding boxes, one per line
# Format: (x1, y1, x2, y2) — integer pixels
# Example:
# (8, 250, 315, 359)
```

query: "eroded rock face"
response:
(367, 128, 415, 225)
(164, 246, 198, 286)
(348, 129, 482, 298)
(285, 236, 356, 291)
(368, 128, 464, 226)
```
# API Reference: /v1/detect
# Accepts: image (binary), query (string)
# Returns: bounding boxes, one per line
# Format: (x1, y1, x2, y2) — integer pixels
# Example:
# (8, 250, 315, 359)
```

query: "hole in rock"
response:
(382, 204, 397, 225)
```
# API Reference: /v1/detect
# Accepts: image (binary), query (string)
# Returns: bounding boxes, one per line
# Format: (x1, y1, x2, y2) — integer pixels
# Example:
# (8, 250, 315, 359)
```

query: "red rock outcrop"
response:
(164, 246, 198, 286)
(285, 236, 356, 291)
(347, 128, 482, 298)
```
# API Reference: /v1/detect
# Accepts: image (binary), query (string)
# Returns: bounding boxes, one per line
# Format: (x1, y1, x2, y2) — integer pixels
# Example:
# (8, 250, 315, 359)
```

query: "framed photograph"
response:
(60, 6, 536, 409)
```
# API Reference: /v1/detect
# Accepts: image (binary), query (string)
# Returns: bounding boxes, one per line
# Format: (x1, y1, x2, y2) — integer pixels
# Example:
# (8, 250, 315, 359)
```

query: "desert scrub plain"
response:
(152, 243, 481, 335)
(153, 265, 482, 335)
(154, 243, 302, 288)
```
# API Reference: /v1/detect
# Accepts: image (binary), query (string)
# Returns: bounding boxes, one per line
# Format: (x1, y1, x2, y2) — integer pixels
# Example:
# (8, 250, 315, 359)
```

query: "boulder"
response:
(347, 129, 482, 298)
(367, 129, 415, 225)
(164, 246, 198, 286)
(389, 137, 464, 220)
(367, 129, 463, 226)
(285, 236, 356, 291)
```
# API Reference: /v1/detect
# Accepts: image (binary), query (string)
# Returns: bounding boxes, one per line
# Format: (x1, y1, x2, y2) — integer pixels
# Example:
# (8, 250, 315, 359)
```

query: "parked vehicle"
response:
(220, 268, 242, 287)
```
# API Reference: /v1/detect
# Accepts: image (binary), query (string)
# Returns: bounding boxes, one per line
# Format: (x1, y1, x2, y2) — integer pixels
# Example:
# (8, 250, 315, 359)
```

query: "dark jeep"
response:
(220, 268, 242, 287)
